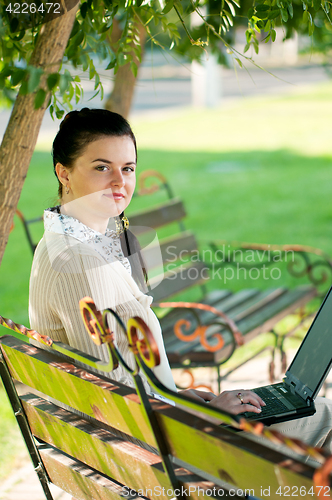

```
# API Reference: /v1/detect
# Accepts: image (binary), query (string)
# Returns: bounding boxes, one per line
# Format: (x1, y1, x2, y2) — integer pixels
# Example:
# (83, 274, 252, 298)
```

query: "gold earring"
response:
(115, 216, 129, 235)
(65, 186, 69, 195)
(122, 216, 129, 230)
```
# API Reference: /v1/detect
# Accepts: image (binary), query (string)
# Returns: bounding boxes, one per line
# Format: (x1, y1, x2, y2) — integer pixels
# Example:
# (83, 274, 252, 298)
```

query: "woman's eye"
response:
(96, 166, 108, 171)
(123, 166, 135, 172)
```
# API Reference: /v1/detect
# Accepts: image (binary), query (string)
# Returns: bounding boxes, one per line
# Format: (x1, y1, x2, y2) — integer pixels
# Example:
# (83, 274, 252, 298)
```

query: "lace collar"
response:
(44, 206, 131, 274)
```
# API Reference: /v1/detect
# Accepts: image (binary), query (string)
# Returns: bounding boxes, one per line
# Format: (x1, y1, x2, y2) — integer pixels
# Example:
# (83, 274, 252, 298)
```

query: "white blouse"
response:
(29, 207, 177, 394)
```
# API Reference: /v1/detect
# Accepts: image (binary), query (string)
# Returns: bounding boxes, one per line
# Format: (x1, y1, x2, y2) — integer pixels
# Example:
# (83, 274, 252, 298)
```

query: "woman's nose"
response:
(111, 169, 125, 186)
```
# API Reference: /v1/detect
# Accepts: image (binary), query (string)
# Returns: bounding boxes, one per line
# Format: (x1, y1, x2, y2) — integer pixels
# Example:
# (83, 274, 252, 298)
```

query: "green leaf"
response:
(89, 61, 96, 79)
(118, 52, 126, 66)
(173, 0, 183, 14)
(131, 62, 138, 77)
(56, 109, 65, 119)
(80, 2, 88, 18)
(281, 8, 288, 21)
(19, 80, 28, 95)
(162, 0, 174, 14)
(69, 20, 80, 39)
(47, 73, 60, 91)
(59, 74, 70, 94)
(73, 30, 84, 47)
(68, 83, 74, 100)
(287, 3, 294, 17)
(244, 42, 250, 52)
(271, 28, 277, 41)
(34, 88, 46, 109)
(106, 60, 116, 70)
(1, 68, 13, 78)
(27, 68, 42, 93)
(11, 69, 26, 87)
(225, 0, 236, 16)
(75, 84, 81, 104)
(94, 72, 100, 90)
(255, 4, 270, 12)
(248, 7, 254, 18)
(268, 9, 280, 19)
(12, 30, 25, 42)
(9, 18, 19, 33)
(235, 57, 242, 68)
(308, 12, 314, 34)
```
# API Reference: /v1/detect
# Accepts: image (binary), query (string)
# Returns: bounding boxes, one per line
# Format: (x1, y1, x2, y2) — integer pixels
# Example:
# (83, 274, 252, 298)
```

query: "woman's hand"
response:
(180, 388, 265, 415)
(208, 389, 265, 415)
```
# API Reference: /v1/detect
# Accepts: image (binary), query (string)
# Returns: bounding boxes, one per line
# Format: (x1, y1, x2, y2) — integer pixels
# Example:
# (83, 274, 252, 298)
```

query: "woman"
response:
(29, 108, 332, 447)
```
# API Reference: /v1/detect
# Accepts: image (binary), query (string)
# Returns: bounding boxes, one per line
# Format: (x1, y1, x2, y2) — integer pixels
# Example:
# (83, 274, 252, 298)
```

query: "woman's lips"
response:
(104, 193, 124, 200)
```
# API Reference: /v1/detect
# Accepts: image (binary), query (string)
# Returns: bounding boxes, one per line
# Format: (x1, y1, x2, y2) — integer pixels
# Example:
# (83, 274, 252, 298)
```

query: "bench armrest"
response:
(152, 300, 244, 355)
(204, 240, 332, 295)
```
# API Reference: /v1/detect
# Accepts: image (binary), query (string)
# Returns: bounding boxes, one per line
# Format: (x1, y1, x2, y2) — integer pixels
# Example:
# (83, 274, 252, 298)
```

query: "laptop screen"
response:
(287, 287, 332, 395)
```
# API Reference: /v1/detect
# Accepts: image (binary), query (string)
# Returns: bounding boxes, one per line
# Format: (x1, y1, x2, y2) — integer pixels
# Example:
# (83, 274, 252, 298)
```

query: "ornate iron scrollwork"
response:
(137, 170, 170, 197)
(207, 241, 332, 296)
(154, 301, 243, 364)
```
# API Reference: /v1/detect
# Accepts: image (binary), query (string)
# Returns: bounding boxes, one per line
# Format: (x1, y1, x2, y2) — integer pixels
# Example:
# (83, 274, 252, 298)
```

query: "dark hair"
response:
(52, 108, 147, 290)
(53, 108, 137, 197)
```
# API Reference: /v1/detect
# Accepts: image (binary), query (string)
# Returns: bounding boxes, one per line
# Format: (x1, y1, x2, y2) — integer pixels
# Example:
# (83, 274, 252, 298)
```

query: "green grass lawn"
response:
(1, 79, 332, 479)
(2, 80, 332, 324)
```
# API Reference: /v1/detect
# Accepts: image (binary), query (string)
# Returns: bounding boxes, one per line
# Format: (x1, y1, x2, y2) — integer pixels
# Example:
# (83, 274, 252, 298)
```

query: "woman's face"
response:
(57, 135, 136, 225)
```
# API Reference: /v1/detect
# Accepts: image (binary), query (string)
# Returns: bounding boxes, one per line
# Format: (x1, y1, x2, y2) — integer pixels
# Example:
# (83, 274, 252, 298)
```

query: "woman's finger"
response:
(242, 390, 265, 407)
(235, 402, 262, 415)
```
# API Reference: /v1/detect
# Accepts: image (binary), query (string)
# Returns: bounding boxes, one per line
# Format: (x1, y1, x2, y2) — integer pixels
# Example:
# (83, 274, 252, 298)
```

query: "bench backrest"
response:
(0, 307, 330, 500)
(129, 197, 207, 301)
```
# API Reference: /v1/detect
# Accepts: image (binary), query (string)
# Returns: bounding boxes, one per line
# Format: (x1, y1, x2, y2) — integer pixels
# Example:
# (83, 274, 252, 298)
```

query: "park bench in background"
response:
(11, 171, 332, 391)
(1, 301, 332, 500)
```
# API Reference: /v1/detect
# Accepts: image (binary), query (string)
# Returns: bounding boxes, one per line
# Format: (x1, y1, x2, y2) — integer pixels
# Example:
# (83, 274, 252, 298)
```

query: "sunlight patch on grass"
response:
(132, 81, 332, 156)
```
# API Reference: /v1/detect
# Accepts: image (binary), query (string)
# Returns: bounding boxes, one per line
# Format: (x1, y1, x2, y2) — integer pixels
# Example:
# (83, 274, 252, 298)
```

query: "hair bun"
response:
(59, 110, 80, 129)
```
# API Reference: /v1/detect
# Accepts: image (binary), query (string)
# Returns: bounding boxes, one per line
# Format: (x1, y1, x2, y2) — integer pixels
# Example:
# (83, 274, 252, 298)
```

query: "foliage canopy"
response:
(0, 0, 332, 116)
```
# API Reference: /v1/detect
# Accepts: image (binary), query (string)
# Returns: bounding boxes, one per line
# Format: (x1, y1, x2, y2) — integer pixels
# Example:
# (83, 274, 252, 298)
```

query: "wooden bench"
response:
(12, 171, 332, 390)
(1, 302, 332, 500)
(127, 175, 332, 389)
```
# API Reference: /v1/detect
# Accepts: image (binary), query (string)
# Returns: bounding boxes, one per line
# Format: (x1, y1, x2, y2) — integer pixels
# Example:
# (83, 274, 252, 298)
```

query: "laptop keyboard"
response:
(250, 387, 289, 417)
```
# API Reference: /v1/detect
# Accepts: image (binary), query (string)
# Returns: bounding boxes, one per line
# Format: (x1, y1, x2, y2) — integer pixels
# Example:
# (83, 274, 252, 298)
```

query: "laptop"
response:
(243, 286, 332, 425)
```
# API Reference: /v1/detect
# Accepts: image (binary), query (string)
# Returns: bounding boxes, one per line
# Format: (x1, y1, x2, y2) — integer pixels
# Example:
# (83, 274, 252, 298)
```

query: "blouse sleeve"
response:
(50, 249, 176, 392)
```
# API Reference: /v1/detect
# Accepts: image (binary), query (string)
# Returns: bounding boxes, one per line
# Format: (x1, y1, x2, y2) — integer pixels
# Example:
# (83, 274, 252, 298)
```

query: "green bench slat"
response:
(0, 336, 157, 447)
(156, 407, 315, 496)
(40, 447, 139, 500)
(22, 394, 174, 499)
(0, 333, 323, 500)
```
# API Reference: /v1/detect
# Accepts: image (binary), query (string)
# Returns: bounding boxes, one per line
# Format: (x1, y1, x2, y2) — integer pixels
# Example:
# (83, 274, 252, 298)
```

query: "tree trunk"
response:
(0, 0, 79, 266)
(105, 20, 146, 118)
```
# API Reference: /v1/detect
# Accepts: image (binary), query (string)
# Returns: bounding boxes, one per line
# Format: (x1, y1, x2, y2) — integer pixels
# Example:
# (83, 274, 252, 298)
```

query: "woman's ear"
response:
(55, 163, 70, 187)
